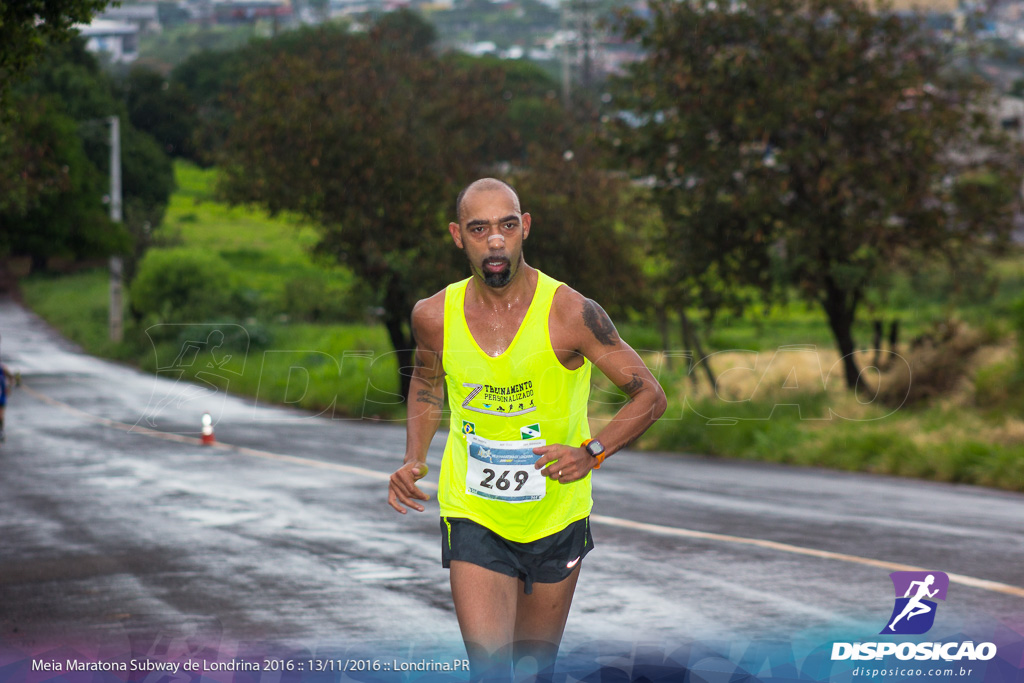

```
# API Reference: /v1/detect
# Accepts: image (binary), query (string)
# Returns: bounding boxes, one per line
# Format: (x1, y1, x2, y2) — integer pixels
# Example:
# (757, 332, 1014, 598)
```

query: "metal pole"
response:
(108, 115, 123, 343)
(562, 42, 571, 109)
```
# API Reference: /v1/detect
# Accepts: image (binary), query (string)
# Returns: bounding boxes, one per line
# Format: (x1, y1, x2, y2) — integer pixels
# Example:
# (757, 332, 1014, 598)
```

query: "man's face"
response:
(448, 188, 531, 289)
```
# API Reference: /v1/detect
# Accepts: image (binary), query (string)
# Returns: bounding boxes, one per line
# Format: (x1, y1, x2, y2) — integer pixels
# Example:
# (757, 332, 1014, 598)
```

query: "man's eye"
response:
(503, 223, 516, 230)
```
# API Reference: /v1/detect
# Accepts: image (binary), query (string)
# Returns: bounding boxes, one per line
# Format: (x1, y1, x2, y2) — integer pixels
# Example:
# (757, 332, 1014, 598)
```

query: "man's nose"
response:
(488, 233, 505, 248)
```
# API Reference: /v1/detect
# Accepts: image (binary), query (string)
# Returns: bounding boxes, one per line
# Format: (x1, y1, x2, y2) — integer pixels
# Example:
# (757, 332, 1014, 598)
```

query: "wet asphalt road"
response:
(1, 299, 1023, 668)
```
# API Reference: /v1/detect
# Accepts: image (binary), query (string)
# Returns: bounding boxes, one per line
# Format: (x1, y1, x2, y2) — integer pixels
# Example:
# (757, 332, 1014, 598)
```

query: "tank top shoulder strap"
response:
(530, 270, 564, 333)
(442, 276, 472, 354)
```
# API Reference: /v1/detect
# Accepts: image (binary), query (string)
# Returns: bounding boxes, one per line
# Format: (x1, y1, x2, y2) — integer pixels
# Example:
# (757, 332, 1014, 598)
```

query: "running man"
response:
(0, 357, 15, 443)
(388, 178, 667, 681)
(888, 574, 939, 632)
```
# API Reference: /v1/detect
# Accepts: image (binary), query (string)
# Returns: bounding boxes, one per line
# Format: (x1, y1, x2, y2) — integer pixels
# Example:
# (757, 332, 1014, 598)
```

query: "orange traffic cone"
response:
(201, 412, 215, 445)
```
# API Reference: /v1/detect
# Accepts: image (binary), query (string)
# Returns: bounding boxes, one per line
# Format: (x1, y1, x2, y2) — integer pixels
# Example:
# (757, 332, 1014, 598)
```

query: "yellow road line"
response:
(23, 383, 1023, 598)
(589, 515, 1024, 598)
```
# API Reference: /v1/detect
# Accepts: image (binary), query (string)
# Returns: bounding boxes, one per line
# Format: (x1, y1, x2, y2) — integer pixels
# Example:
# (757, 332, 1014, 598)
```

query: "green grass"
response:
(643, 390, 1024, 492)
(162, 163, 357, 311)
(20, 270, 138, 361)
(168, 163, 319, 256)
(137, 321, 401, 419)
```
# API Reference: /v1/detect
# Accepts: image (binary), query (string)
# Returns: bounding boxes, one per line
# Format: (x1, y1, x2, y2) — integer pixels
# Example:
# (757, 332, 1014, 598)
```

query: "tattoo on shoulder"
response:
(620, 373, 644, 396)
(582, 299, 619, 346)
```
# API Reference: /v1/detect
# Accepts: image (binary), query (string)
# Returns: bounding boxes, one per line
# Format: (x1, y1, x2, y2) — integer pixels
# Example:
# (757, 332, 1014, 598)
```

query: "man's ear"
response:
(448, 222, 464, 249)
(522, 213, 531, 240)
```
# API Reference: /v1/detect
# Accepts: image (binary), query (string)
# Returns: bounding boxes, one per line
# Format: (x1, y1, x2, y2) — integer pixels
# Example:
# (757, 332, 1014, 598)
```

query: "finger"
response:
(392, 485, 427, 512)
(532, 445, 551, 456)
(394, 473, 431, 501)
(534, 452, 562, 470)
(408, 483, 430, 501)
(387, 488, 409, 514)
(390, 473, 424, 502)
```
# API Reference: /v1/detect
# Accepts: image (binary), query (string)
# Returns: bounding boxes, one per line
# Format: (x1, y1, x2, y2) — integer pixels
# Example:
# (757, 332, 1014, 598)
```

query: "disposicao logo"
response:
(881, 571, 948, 635)
(831, 570, 997, 663)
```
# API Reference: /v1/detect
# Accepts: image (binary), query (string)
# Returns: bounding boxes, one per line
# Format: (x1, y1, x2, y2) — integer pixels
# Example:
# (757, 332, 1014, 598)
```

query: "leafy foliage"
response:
(611, 0, 1021, 388)
(0, 92, 123, 265)
(0, 39, 174, 270)
(215, 17, 516, 393)
(0, 0, 110, 101)
(510, 140, 644, 312)
(130, 247, 236, 324)
(119, 66, 199, 159)
(209, 14, 643, 393)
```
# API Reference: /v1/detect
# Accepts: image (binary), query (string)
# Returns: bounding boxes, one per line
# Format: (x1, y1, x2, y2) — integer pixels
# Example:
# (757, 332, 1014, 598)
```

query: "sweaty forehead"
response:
(459, 187, 521, 223)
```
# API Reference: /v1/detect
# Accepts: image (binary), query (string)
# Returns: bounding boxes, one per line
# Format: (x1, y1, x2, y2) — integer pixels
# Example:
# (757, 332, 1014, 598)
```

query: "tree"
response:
(177, 20, 569, 167)
(509, 139, 644, 314)
(0, 38, 173, 271)
(611, 0, 1021, 390)
(217, 19, 510, 398)
(119, 66, 199, 159)
(1, 2, 114, 260)
(0, 91, 125, 266)
(0, 0, 110, 103)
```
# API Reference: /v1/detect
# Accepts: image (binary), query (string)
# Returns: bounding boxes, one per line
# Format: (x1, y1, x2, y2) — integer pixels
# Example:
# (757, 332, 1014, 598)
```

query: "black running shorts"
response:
(440, 516, 594, 594)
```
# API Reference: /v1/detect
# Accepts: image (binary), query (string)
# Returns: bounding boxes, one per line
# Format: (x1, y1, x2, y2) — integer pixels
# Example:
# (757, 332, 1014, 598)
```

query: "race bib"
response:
(465, 434, 546, 503)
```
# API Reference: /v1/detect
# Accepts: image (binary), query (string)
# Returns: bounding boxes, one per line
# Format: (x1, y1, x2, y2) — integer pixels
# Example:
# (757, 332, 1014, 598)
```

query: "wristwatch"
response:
(582, 438, 607, 469)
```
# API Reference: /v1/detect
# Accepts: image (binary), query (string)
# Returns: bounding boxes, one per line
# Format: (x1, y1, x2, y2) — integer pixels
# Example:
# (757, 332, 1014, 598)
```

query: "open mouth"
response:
(483, 257, 509, 274)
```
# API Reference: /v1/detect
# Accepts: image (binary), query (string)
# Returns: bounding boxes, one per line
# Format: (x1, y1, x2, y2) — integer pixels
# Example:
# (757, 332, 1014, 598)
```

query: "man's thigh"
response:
(514, 563, 581, 646)
(450, 560, 520, 652)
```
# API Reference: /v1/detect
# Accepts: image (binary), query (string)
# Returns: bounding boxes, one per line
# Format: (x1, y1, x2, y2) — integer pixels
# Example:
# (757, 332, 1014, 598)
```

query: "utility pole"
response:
(561, 39, 572, 109)
(560, 0, 598, 110)
(108, 115, 123, 343)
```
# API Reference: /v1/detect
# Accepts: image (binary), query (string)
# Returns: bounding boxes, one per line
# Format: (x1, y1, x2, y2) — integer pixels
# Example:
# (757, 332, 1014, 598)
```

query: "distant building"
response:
(868, 0, 958, 13)
(77, 19, 139, 63)
(330, 0, 386, 16)
(213, 0, 292, 24)
(463, 40, 498, 55)
(419, 0, 455, 11)
(995, 96, 1024, 135)
(98, 3, 162, 34)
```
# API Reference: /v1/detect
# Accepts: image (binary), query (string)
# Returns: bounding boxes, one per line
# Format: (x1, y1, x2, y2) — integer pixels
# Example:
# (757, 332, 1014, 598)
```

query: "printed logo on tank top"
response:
(461, 380, 536, 416)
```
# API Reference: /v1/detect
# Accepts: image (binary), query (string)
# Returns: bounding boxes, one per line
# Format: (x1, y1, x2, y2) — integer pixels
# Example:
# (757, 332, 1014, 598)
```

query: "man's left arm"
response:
(534, 296, 667, 482)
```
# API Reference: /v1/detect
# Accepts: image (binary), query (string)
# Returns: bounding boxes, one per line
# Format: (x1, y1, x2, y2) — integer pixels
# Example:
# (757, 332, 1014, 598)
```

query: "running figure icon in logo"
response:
(881, 571, 949, 635)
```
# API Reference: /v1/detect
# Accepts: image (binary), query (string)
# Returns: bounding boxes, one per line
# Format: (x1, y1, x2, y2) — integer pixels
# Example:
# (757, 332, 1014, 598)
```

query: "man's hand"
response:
(388, 461, 431, 513)
(533, 444, 595, 484)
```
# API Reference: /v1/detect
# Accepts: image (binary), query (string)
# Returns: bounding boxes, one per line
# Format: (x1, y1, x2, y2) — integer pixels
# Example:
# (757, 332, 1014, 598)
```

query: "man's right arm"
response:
(388, 294, 446, 514)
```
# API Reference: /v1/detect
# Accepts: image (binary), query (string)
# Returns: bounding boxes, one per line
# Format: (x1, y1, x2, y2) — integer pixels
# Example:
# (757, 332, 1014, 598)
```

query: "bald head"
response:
(455, 178, 520, 223)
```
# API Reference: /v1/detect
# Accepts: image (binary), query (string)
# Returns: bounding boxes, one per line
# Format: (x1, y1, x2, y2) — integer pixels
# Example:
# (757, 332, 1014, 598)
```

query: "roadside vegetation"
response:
(9, 3, 1024, 493)
(21, 162, 1024, 492)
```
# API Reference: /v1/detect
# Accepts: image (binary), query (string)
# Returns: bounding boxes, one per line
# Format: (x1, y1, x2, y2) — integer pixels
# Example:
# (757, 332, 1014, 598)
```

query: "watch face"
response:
(587, 439, 606, 457)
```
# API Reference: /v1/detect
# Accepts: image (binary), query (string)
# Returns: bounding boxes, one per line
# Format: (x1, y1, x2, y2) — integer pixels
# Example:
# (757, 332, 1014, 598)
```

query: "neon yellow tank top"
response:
(439, 270, 593, 542)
